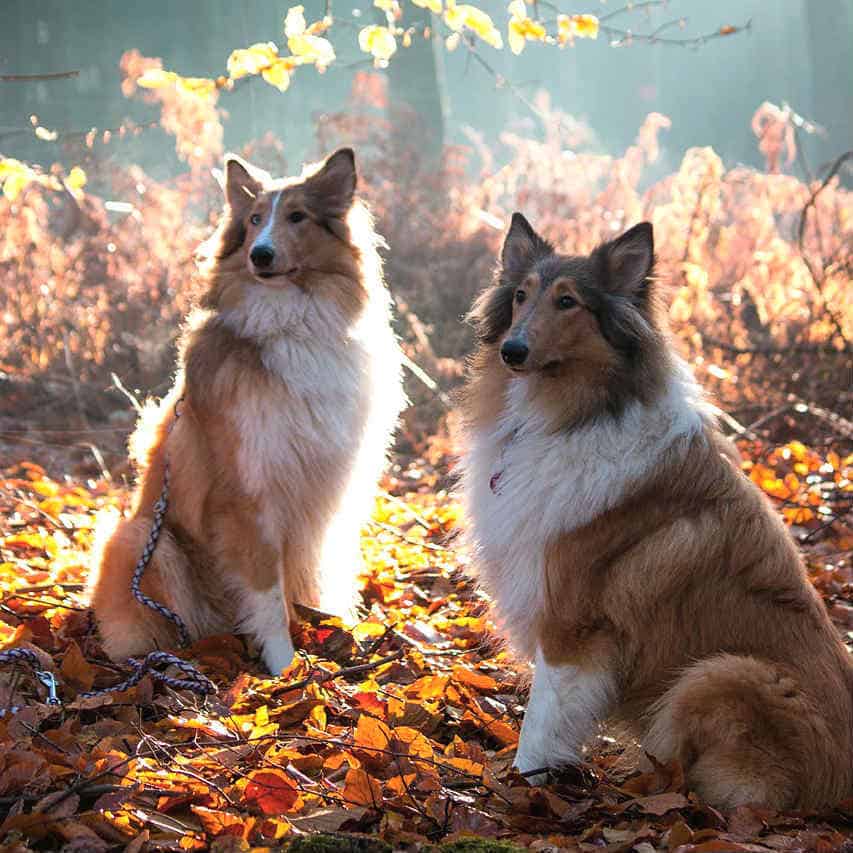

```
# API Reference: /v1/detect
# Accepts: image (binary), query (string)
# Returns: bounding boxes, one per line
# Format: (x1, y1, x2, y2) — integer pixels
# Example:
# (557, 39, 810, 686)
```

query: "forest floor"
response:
(0, 429, 851, 853)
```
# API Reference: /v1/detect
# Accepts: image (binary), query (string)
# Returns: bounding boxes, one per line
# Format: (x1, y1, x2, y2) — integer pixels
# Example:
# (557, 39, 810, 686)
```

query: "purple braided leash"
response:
(79, 651, 215, 698)
(129, 395, 192, 648)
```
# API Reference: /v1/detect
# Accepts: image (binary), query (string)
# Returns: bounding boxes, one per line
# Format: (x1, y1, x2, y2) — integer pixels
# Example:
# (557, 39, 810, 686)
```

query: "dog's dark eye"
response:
(515, 290, 526, 304)
(557, 294, 577, 310)
(288, 210, 306, 224)
(249, 213, 262, 226)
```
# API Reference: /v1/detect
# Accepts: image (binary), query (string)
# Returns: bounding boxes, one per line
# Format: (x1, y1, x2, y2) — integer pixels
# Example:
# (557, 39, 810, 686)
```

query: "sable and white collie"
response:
(459, 214, 853, 809)
(88, 148, 403, 674)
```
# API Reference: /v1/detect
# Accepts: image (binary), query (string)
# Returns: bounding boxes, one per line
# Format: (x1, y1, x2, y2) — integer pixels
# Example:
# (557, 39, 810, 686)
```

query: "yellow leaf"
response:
(66, 166, 87, 192)
(507, 0, 547, 57)
(176, 76, 217, 98)
(261, 59, 294, 91)
(352, 622, 386, 643)
(287, 33, 336, 69)
(227, 42, 279, 79)
(307, 16, 333, 35)
(412, 0, 442, 12)
(2, 170, 29, 201)
(787, 440, 808, 463)
(137, 68, 178, 88)
(558, 13, 598, 44)
(0, 157, 25, 179)
(444, 1, 502, 48)
(284, 5, 307, 38)
(309, 703, 327, 731)
(374, 0, 399, 12)
(358, 25, 398, 63)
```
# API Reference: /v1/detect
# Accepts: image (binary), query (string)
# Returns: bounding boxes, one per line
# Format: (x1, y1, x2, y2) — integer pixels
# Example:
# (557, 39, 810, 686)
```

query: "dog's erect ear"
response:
(305, 148, 357, 223)
(604, 222, 654, 299)
(223, 154, 265, 215)
(501, 213, 551, 277)
(204, 155, 267, 259)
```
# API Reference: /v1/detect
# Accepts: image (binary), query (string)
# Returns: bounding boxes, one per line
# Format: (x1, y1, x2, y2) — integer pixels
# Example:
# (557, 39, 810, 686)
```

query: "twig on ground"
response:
(270, 648, 404, 697)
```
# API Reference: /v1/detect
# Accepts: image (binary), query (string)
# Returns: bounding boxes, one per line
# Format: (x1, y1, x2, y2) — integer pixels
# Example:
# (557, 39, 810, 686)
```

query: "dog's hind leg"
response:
(644, 653, 846, 809)
(87, 513, 203, 661)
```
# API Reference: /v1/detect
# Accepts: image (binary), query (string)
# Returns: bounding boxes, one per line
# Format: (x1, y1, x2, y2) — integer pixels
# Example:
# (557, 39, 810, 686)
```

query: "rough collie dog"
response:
(459, 214, 853, 809)
(88, 148, 403, 674)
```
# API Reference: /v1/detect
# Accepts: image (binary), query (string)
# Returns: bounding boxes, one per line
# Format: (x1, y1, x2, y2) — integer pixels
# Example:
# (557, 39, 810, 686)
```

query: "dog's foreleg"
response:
(515, 648, 616, 784)
(239, 585, 294, 675)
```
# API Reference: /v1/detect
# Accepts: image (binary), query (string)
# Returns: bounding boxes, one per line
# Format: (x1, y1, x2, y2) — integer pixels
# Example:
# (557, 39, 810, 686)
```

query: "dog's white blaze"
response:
(222, 276, 403, 627)
(237, 585, 294, 675)
(460, 356, 711, 659)
(515, 648, 616, 781)
(254, 191, 281, 247)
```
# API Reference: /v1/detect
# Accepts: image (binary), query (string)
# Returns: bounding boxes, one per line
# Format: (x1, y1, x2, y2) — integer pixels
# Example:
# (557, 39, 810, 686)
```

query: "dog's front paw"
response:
(514, 728, 580, 786)
(517, 766, 549, 786)
(514, 742, 558, 786)
(262, 634, 295, 676)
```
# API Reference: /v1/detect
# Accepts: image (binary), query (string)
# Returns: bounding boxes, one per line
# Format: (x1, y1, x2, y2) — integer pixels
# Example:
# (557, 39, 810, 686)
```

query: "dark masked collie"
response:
(459, 213, 852, 809)
(89, 149, 404, 674)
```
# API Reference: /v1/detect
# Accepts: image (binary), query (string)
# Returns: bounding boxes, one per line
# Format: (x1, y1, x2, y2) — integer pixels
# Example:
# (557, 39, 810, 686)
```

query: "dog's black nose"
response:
(250, 244, 275, 268)
(500, 339, 529, 366)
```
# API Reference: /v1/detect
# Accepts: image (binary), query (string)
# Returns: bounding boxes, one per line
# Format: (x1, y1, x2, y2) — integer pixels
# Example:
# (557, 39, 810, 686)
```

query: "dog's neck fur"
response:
(216, 280, 352, 345)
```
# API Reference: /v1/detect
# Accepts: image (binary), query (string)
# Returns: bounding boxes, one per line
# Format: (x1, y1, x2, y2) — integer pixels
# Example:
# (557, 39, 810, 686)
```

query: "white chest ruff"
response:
(235, 333, 367, 498)
(460, 365, 708, 659)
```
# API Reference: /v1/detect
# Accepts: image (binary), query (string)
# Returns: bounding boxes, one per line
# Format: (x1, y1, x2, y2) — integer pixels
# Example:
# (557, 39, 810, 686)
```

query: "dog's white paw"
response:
(262, 632, 295, 676)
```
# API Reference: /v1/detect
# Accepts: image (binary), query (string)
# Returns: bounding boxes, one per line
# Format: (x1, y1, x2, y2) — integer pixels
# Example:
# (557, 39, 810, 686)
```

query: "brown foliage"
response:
(0, 56, 851, 851)
(0, 450, 850, 850)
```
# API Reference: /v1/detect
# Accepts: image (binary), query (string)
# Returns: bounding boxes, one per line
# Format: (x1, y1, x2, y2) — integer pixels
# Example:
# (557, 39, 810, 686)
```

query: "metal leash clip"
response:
(35, 670, 61, 706)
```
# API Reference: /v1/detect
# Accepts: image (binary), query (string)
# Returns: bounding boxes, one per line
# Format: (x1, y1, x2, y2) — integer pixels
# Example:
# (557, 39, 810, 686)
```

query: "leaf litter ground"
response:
(0, 441, 851, 853)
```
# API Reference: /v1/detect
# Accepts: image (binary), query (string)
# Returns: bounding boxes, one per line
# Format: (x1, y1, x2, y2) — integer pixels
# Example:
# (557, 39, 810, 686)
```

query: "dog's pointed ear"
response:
(305, 148, 357, 221)
(501, 213, 551, 276)
(223, 154, 265, 215)
(199, 155, 266, 261)
(604, 222, 654, 299)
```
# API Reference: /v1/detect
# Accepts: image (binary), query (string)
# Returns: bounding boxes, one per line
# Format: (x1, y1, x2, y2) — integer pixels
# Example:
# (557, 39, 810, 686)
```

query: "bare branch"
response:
(797, 149, 853, 347)
(0, 70, 79, 82)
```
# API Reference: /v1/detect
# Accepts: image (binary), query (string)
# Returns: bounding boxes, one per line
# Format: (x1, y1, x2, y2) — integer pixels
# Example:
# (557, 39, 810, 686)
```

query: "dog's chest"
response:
(232, 335, 368, 498)
(461, 378, 704, 658)
(462, 419, 614, 655)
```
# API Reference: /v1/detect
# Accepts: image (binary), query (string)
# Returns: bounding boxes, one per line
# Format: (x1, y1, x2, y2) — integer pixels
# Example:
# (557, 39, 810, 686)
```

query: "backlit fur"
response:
(88, 149, 404, 674)
(459, 214, 853, 809)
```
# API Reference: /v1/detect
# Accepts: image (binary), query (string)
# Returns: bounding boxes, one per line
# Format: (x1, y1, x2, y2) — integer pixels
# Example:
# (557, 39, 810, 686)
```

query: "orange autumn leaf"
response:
(343, 767, 382, 807)
(60, 640, 95, 691)
(451, 665, 498, 692)
(354, 714, 393, 751)
(243, 769, 302, 815)
(190, 805, 254, 839)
